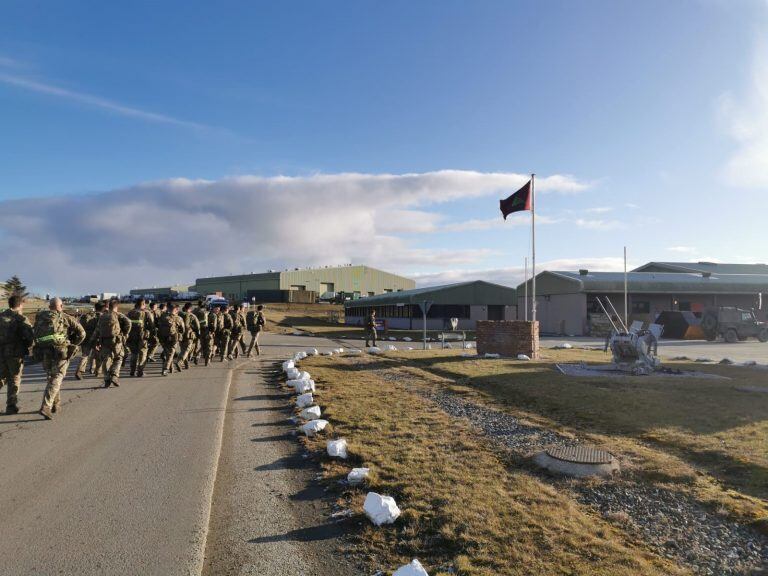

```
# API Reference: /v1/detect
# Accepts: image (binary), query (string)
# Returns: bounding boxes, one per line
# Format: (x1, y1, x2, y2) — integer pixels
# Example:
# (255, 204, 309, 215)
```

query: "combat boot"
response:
(161, 369, 168, 377)
(193, 356, 198, 365)
(183, 359, 190, 370)
(6, 404, 19, 415)
(174, 361, 182, 373)
(75, 370, 83, 381)
(137, 369, 144, 378)
(39, 405, 53, 420)
(129, 369, 135, 377)
(204, 358, 210, 366)
(52, 402, 61, 414)
(103, 380, 112, 388)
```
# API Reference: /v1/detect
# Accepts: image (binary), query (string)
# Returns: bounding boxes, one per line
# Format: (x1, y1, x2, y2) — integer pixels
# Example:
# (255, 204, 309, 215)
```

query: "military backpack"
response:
(33, 310, 68, 348)
(98, 311, 123, 339)
(126, 309, 146, 339)
(157, 313, 179, 339)
(0, 310, 18, 345)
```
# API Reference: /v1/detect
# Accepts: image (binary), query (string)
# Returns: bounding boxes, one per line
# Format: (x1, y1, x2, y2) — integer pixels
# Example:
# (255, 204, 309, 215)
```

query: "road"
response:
(0, 333, 356, 576)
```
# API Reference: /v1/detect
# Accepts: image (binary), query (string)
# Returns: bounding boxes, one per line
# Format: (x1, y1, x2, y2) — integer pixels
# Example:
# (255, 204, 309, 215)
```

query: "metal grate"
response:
(545, 445, 613, 465)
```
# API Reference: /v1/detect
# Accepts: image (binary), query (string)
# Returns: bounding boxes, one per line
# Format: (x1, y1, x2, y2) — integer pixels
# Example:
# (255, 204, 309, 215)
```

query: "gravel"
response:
(369, 367, 768, 576)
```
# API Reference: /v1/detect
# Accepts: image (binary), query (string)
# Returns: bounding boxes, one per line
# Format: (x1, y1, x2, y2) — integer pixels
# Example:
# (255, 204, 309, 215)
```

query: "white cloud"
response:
(0, 71, 216, 132)
(584, 206, 613, 214)
(412, 257, 629, 287)
(666, 246, 697, 254)
(0, 170, 590, 294)
(574, 218, 622, 231)
(719, 39, 768, 187)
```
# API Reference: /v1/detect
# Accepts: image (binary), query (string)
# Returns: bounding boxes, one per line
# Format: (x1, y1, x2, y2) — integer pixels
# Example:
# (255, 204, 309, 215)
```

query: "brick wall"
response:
(476, 321, 540, 359)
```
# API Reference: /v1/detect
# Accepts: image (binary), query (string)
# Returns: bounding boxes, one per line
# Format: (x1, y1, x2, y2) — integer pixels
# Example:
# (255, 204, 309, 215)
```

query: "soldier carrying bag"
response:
(127, 309, 147, 341)
(0, 312, 16, 346)
(98, 312, 123, 341)
(157, 314, 179, 341)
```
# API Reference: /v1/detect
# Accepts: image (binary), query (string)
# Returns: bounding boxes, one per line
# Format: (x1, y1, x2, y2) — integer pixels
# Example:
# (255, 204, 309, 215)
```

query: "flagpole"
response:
(531, 173, 536, 324)
(524, 256, 528, 322)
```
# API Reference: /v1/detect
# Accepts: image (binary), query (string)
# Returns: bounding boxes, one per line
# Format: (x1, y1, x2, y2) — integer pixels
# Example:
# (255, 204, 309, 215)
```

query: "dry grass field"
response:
(296, 348, 767, 575)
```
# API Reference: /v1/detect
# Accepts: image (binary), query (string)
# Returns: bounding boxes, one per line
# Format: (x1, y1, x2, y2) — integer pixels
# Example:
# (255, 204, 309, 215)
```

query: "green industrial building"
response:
(129, 285, 191, 299)
(193, 265, 415, 303)
(344, 280, 518, 330)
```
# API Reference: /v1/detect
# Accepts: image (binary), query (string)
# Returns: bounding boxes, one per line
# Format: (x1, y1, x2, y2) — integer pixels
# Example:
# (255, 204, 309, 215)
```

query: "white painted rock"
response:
(363, 492, 401, 526)
(386, 345, 397, 351)
(403, 337, 412, 342)
(393, 559, 429, 576)
(743, 360, 758, 366)
(517, 354, 531, 361)
(484, 353, 500, 359)
(405, 347, 414, 351)
(299, 371, 311, 381)
(296, 392, 314, 408)
(286, 367, 301, 380)
(310, 348, 319, 356)
(300, 405, 322, 420)
(553, 342, 573, 350)
(282, 360, 295, 372)
(444, 343, 452, 349)
(292, 379, 315, 394)
(327, 439, 348, 459)
(388, 336, 397, 341)
(347, 467, 369, 485)
(300, 419, 328, 436)
(367, 346, 383, 354)
(322, 351, 334, 356)
(335, 348, 344, 353)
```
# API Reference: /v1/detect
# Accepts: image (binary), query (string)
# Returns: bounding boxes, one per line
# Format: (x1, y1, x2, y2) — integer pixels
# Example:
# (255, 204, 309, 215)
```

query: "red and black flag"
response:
(499, 180, 532, 220)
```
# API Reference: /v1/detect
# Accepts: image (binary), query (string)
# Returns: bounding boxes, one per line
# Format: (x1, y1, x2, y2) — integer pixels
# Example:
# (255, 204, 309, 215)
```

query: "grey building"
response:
(194, 265, 415, 303)
(344, 280, 518, 331)
(634, 261, 768, 275)
(518, 269, 768, 336)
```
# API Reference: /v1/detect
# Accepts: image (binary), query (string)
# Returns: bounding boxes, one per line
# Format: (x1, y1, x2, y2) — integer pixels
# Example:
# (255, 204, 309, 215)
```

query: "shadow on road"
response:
(248, 522, 347, 544)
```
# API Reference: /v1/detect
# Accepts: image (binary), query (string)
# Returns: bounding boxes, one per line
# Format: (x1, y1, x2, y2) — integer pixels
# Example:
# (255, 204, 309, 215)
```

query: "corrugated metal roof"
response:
(633, 262, 768, 275)
(544, 271, 768, 294)
(343, 280, 516, 306)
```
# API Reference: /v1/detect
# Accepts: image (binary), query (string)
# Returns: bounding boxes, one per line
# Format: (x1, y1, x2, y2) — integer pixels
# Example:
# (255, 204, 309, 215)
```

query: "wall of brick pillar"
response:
(476, 320, 540, 359)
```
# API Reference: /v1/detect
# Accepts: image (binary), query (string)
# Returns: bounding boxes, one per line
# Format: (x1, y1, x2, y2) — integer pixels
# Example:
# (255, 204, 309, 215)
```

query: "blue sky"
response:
(0, 1, 766, 294)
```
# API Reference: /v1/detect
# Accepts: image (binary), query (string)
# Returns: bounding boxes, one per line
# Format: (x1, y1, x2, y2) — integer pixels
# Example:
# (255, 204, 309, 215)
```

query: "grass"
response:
(390, 348, 768, 529)
(299, 353, 690, 576)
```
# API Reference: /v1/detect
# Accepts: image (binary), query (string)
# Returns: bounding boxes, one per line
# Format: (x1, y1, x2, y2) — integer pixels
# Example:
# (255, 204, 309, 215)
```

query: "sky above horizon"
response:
(1, 0, 766, 295)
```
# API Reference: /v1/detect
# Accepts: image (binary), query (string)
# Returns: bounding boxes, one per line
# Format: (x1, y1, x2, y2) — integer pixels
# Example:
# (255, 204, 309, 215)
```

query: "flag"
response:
(499, 180, 532, 219)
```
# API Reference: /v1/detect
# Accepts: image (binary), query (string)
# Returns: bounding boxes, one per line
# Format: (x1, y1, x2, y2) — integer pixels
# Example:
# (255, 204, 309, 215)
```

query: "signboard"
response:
(418, 301, 433, 315)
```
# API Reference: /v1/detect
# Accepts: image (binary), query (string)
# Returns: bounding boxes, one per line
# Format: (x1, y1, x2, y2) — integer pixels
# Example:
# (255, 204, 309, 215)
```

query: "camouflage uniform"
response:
(157, 311, 185, 375)
(36, 310, 86, 413)
(203, 309, 220, 365)
(75, 310, 101, 378)
(365, 312, 377, 347)
(228, 308, 247, 359)
(218, 309, 233, 361)
(93, 310, 132, 387)
(246, 309, 265, 357)
(126, 308, 154, 377)
(178, 309, 200, 369)
(147, 306, 162, 361)
(192, 305, 210, 364)
(0, 308, 34, 412)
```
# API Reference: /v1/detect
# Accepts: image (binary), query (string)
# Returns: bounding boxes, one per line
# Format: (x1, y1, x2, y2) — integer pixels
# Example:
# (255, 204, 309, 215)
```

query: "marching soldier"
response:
(74, 301, 104, 380)
(92, 299, 131, 388)
(179, 302, 200, 370)
(157, 303, 185, 376)
(365, 308, 378, 347)
(0, 294, 34, 414)
(126, 298, 154, 377)
(192, 301, 210, 365)
(218, 305, 233, 361)
(205, 305, 222, 365)
(146, 301, 160, 362)
(228, 303, 247, 359)
(34, 297, 86, 419)
(246, 304, 266, 357)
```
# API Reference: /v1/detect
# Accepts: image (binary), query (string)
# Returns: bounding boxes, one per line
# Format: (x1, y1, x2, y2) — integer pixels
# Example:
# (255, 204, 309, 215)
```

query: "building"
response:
(344, 280, 518, 330)
(634, 261, 768, 275)
(129, 285, 191, 299)
(518, 269, 768, 336)
(193, 265, 415, 304)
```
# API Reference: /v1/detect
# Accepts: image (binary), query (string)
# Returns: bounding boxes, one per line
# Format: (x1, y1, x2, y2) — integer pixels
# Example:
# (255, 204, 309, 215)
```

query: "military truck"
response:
(701, 307, 768, 343)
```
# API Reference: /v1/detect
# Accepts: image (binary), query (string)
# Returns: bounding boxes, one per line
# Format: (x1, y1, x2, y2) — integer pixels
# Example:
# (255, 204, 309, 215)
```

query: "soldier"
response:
(365, 308, 377, 347)
(92, 299, 131, 388)
(74, 301, 104, 380)
(34, 297, 86, 419)
(178, 302, 200, 370)
(192, 300, 211, 366)
(205, 305, 222, 365)
(126, 298, 154, 377)
(146, 301, 160, 362)
(228, 303, 247, 359)
(157, 303, 185, 376)
(246, 304, 266, 357)
(0, 294, 34, 414)
(152, 302, 168, 362)
(218, 305, 234, 361)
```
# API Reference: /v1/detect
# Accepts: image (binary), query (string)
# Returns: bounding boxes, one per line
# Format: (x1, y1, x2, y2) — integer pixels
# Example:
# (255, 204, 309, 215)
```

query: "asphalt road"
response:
(0, 333, 356, 576)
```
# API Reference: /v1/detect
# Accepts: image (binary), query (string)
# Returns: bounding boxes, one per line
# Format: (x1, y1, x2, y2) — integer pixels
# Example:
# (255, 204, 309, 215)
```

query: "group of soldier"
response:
(0, 295, 266, 420)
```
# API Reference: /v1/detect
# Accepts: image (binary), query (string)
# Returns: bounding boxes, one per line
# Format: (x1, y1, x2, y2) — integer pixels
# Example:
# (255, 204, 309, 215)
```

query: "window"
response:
(631, 301, 650, 314)
(427, 305, 470, 319)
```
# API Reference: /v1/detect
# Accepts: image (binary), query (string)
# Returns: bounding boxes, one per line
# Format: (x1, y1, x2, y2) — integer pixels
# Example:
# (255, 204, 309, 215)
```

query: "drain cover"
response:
(545, 445, 613, 465)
